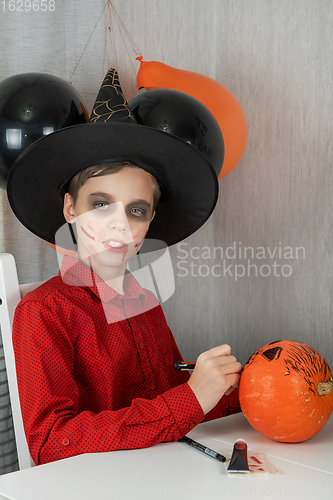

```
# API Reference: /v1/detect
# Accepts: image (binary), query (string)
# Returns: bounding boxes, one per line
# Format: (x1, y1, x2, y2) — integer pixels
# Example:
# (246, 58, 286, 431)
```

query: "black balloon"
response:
(128, 88, 224, 178)
(0, 73, 88, 190)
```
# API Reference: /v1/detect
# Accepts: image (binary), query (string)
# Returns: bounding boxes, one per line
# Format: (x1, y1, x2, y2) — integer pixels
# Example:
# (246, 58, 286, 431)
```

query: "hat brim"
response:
(7, 122, 218, 253)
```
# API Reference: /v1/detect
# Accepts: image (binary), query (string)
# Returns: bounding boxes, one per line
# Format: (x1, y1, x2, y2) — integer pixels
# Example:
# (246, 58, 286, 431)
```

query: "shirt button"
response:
(189, 423, 196, 430)
(62, 439, 70, 446)
(149, 384, 155, 391)
(139, 343, 145, 349)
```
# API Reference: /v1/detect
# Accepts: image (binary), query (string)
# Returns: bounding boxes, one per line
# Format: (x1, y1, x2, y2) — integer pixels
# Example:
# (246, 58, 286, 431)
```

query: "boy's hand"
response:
(187, 344, 242, 415)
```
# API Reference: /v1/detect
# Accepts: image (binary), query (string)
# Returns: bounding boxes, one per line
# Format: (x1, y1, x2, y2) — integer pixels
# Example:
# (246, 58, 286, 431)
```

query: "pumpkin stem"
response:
(317, 377, 333, 396)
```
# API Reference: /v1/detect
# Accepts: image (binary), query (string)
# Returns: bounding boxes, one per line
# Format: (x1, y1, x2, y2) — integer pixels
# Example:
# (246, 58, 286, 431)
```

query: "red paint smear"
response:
(81, 226, 95, 241)
(88, 220, 106, 241)
(121, 245, 128, 263)
(135, 240, 143, 251)
(250, 456, 263, 464)
(134, 230, 148, 251)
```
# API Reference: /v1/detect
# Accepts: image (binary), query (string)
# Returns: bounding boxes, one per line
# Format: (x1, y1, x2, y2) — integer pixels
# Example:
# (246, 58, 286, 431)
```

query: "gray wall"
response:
(163, 0, 333, 367)
(1, 0, 332, 369)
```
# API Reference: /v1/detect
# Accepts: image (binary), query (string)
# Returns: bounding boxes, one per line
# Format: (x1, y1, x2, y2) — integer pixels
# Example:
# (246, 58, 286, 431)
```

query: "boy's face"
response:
(63, 167, 155, 275)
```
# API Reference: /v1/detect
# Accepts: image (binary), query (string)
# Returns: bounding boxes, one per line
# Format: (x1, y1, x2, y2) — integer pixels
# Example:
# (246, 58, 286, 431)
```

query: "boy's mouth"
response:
(104, 240, 126, 248)
(103, 238, 130, 251)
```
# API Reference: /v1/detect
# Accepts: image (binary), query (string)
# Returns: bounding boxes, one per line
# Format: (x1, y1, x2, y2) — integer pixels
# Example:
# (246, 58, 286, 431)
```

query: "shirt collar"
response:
(59, 255, 147, 304)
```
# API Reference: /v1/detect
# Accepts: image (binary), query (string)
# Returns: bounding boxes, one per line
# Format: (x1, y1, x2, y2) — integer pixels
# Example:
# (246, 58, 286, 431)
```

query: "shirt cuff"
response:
(161, 383, 205, 437)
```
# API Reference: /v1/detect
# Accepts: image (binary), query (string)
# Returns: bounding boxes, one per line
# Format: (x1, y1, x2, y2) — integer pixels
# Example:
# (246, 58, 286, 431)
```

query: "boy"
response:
(8, 69, 242, 465)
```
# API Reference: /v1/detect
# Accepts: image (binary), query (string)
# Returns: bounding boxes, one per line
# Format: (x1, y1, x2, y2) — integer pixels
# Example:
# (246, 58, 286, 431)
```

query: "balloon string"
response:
(69, 2, 107, 82)
(106, 3, 118, 72)
(108, 0, 141, 56)
(69, 0, 142, 82)
(107, 0, 142, 76)
(102, 9, 108, 77)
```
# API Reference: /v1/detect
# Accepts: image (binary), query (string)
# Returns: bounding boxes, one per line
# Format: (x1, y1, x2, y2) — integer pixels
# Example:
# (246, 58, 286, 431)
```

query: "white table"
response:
(0, 412, 332, 500)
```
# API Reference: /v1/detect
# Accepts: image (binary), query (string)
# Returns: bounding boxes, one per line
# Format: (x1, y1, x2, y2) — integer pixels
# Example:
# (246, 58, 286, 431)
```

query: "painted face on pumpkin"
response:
(63, 167, 155, 277)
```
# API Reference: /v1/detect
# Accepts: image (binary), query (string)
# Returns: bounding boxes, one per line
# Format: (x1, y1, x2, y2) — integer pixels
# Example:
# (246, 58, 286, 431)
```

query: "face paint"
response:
(87, 220, 106, 242)
(102, 240, 129, 263)
(68, 169, 155, 282)
(80, 226, 95, 241)
(132, 230, 141, 251)
(132, 230, 141, 240)
(121, 245, 129, 263)
(134, 229, 148, 252)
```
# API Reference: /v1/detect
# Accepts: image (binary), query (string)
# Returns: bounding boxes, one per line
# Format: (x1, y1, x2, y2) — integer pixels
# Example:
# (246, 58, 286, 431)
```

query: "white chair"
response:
(0, 253, 43, 470)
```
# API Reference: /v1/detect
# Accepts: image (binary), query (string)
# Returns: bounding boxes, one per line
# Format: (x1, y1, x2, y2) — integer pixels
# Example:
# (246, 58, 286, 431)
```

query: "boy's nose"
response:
(107, 202, 130, 233)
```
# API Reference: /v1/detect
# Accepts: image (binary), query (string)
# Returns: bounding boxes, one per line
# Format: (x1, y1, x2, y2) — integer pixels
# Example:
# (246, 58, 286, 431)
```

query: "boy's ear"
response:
(63, 193, 75, 223)
(151, 211, 156, 222)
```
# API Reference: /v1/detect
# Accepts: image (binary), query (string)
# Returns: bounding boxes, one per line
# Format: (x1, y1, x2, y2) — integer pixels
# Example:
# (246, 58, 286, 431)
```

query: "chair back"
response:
(0, 253, 42, 470)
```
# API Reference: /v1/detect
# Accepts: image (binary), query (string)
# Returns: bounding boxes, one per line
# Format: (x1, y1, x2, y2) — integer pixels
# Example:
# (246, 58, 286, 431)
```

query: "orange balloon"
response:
(136, 57, 247, 179)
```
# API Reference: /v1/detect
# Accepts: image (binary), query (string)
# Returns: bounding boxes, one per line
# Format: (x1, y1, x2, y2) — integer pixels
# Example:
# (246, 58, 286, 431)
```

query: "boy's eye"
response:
(94, 202, 110, 210)
(130, 208, 144, 216)
(92, 202, 147, 218)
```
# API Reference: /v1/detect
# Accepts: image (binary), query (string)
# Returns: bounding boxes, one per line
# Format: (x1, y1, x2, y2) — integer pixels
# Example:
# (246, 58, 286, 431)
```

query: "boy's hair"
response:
(67, 162, 161, 211)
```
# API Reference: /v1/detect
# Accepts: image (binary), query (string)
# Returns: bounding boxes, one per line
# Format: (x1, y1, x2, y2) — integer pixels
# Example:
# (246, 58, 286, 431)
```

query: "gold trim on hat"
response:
(89, 68, 135, 123)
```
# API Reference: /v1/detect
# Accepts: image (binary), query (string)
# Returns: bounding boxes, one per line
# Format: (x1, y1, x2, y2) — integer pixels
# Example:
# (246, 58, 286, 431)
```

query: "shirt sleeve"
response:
(203, 387, 242, 421)
(13, 299, 205, 465)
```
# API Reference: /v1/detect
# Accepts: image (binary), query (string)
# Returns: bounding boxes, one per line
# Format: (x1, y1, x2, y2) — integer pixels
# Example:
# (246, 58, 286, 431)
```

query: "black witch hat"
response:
(7, 69, 218, 252)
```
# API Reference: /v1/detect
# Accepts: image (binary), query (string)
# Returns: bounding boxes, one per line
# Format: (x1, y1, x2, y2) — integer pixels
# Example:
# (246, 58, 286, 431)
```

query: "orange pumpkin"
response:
(238, 340, 333, 443)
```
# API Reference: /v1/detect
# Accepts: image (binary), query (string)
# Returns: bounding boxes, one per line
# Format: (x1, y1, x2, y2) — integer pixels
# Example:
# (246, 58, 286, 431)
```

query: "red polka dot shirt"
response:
(13, 256, 240, 465)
